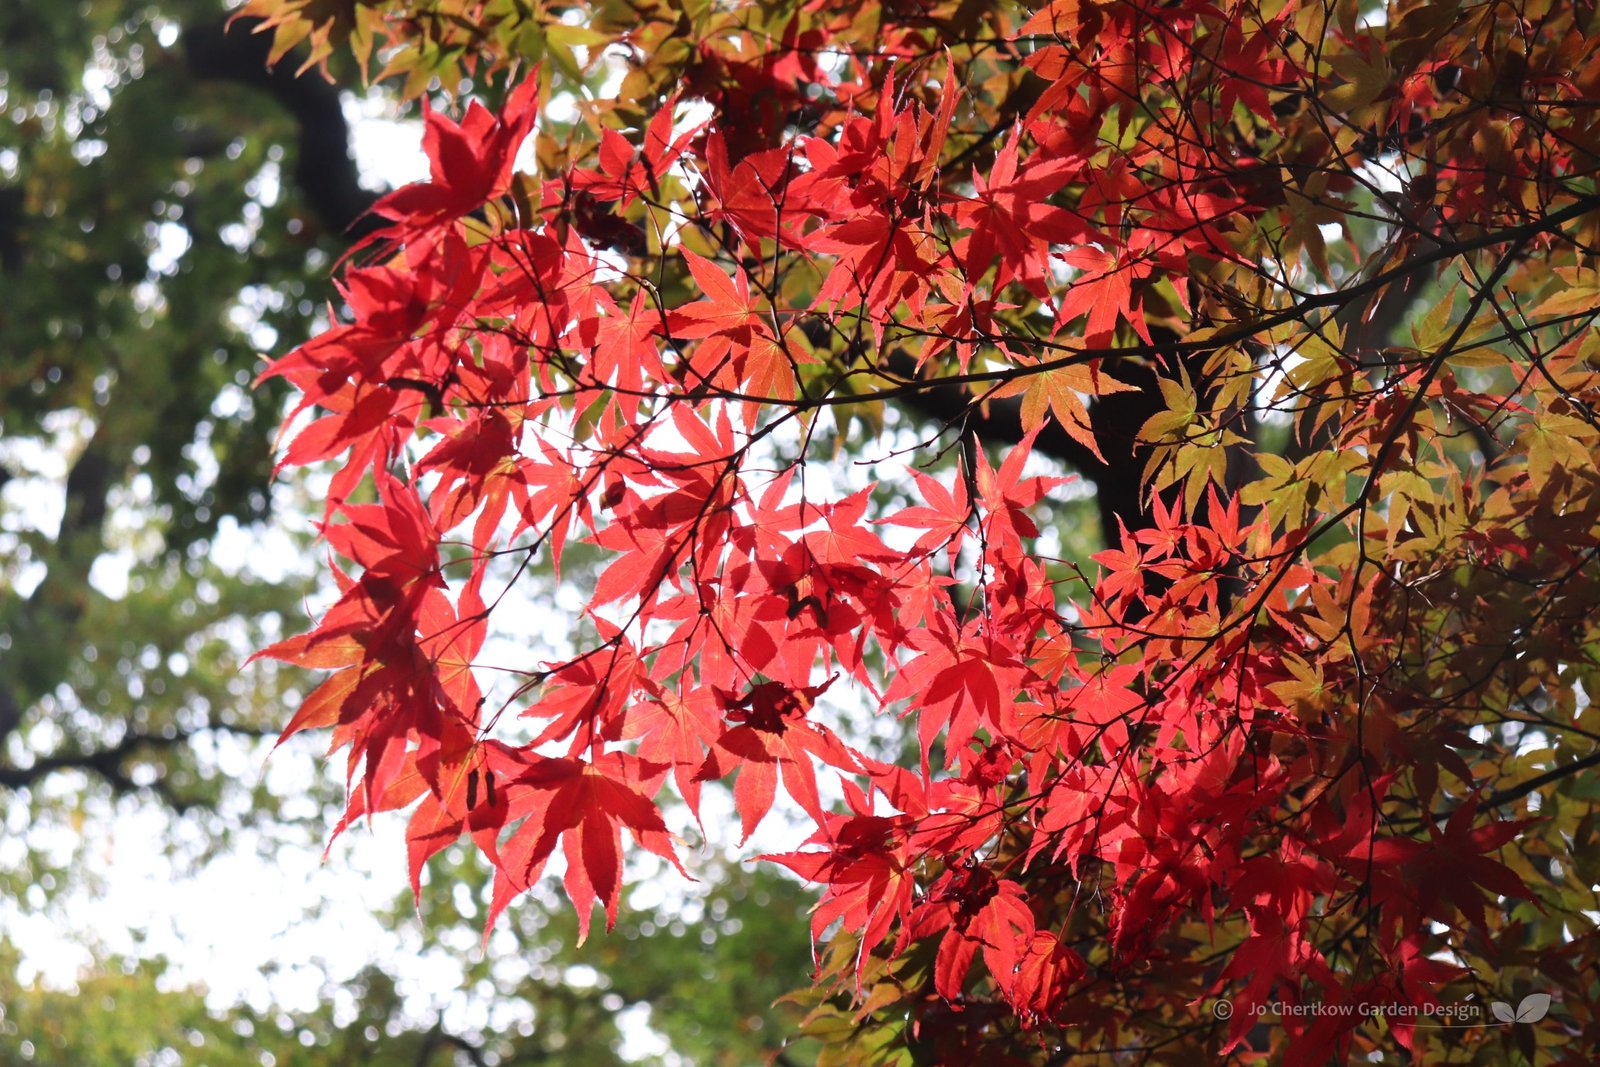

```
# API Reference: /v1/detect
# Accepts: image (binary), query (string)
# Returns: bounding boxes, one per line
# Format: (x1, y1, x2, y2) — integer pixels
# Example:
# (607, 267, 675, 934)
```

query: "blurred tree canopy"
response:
(0, 0, 338, 826)
(1, 858, 819, 1066)
(0, 2, 818, 1062)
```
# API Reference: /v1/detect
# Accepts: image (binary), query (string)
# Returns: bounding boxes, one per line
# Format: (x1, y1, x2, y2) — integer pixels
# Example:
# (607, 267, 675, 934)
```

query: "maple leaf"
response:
(992, 359, 1137, 462)
(415, 408, 526, 551)
(1339, 798, 1534, 936)
(571, 102, 700, 208)
(949, 128, 1086, 293)
(884, 615, 1028, 778)
(250, 11, 1600, 1059)
(971, 429, 1073, 547)
(521, 622, 645, 752)
(694, 678, 861, 840)
(991, 930, 1085, 1026)
(702, 136, 804, 248)
(906, 867, 1037, 1000)
(589, 289, 666, 421)
(232, 0, 376, 79)
(886, 467, 973, 566)
(617, 688, 722, 820)
(1053, 244, 1154, 345)
(405, 736, 532, 904)
(365, 75, 540, 247)
(665, 251, 772, 389)
(495, 752, 685, 944)
(764, 789, 919, 965)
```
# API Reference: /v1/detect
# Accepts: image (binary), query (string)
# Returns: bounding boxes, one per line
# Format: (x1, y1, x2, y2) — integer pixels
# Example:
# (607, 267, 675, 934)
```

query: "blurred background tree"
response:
(0, 857, 818, 1065)
(0, 0, 325, 829)
(0, 2, 818, 1062)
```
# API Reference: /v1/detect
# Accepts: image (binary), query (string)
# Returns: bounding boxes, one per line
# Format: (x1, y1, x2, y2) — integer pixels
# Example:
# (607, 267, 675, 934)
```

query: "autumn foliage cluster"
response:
(250, 0, 1600, 1061)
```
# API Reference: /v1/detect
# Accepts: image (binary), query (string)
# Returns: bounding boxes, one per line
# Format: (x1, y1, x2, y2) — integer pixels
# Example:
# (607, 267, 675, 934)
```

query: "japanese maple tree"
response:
(249, 0, 1600, 1061)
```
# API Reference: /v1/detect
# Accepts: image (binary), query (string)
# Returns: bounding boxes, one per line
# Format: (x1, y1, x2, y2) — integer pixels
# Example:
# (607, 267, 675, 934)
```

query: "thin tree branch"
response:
(1482, 750, 1600, 811)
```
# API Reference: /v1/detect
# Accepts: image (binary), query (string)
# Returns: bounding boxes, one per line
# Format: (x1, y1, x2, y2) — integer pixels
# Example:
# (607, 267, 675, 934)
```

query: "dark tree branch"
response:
(1482, 750, 1600, 811)
(182, 15, 384, 241)
(0, 723, 279, 800)
(886, 337, 1184, 544)
(0, 732, 184, 795)
(0, 412, 120, 752)
(0, 186, 24, 274)
(414, 1020, 492, 1067)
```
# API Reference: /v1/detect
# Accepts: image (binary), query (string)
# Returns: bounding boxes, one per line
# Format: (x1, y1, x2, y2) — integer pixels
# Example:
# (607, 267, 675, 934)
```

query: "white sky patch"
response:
(148, 219, 191, 275)
(344, 91, 429, 192)
(8, 775, 408, 1005)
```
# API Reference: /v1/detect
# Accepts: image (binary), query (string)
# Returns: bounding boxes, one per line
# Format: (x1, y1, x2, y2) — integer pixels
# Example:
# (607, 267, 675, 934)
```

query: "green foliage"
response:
(0, 0, 326, 818)
(408, 843, 821, 1066)
(549, 863, 821, 1066)
(0, 937, 632, 1067)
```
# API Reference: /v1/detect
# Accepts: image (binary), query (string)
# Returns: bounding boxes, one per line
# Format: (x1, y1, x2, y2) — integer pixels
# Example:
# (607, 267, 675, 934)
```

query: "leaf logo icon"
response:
(1514, 993, 1551, 1022)
(1490, 994, 1550, 1024)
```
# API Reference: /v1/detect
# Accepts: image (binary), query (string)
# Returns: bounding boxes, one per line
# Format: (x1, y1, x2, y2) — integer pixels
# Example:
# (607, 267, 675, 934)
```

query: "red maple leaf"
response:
(366, 75, 540, 247)
(492, 752, 686, 944)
